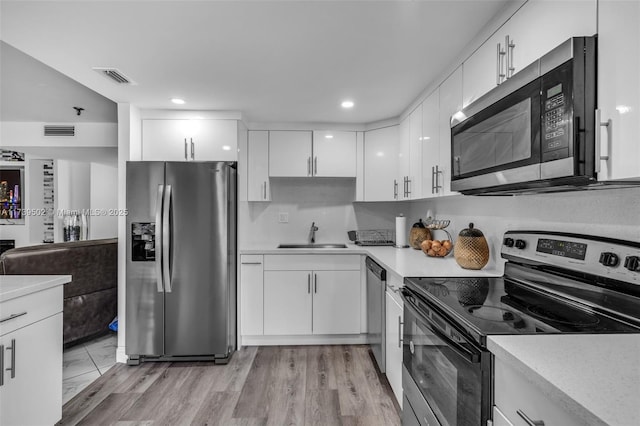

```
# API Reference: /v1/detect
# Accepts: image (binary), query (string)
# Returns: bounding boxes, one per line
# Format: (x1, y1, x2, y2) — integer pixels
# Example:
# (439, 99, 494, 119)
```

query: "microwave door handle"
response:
(402, 292, 481, 363)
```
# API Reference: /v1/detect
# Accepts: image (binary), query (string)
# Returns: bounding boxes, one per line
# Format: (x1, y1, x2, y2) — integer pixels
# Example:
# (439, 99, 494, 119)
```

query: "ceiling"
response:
(0, 0, 512, 125)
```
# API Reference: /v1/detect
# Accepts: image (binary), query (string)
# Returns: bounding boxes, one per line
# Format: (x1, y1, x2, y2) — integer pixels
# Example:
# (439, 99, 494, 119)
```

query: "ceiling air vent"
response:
(92, 67, 136, 85)
(44, 125, 75, 137)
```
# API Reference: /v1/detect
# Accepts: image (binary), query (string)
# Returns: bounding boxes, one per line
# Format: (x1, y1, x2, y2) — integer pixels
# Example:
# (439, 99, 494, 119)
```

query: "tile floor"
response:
(62, 333, 118, 404)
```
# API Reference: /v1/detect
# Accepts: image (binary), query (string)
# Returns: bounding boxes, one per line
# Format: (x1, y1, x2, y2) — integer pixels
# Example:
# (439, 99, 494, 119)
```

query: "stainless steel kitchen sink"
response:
(277, 243, 348, 249)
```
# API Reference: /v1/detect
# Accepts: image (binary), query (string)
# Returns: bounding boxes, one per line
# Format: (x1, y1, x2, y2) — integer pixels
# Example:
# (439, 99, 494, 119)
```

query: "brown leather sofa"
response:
(0, 238, 117, 347)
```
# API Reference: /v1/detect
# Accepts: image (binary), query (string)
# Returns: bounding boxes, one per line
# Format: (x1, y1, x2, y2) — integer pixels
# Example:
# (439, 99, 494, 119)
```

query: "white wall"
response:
(408, 187, 640, 271)
(89, 162, 118, 239)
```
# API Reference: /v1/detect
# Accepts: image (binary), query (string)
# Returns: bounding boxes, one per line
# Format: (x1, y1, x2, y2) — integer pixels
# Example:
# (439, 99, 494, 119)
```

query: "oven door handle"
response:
(402, 292, 481, 364)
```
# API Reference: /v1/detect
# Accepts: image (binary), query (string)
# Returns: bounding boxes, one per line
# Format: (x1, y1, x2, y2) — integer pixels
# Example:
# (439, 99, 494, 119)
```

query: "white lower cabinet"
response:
(493, 357, 583, 426)
(240, 255, 265, 335)
(261, 255, 361, 336)
(0, 285, 63, 426)
(385, 289, 403, 405)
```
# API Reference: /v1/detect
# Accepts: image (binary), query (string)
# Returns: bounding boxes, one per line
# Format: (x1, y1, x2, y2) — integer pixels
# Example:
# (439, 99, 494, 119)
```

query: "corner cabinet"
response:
(596, 0, 640, 181)
(247, 131, 271, 201)
(141, 119, 238, 161)
(262, 255, 361, 336)
(363, 125, 399, 201)
(0, 285, 63, 426)
(268, 131, 357, 178)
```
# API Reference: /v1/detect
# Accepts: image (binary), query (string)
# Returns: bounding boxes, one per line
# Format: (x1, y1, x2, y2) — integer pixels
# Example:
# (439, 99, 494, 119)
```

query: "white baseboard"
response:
(116, 346, 128, 363)
(241, 334, 369, 346)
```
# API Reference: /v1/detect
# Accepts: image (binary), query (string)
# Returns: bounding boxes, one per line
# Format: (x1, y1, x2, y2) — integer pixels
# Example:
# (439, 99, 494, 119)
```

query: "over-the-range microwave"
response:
(450, 36, 598, 195)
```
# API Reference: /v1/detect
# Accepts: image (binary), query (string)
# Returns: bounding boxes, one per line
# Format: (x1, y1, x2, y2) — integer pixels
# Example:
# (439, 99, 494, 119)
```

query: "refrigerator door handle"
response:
(163, 184, 173, 292)
(155, 184, 165, 292)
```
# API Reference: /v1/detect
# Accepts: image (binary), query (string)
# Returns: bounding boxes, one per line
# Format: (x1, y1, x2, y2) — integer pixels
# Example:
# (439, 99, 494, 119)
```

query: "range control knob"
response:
(504, 237, 515, 247)
(624, 256, 640, 272)
(515, 239, 527, 249)
(599, 252, 620, 267)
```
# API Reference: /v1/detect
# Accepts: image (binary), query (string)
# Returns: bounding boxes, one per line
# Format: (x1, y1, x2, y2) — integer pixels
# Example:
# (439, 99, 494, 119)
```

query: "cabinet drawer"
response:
(264, 254, 360, 271)
(494, 357, 582, 426)
(0, 285, 63, 336)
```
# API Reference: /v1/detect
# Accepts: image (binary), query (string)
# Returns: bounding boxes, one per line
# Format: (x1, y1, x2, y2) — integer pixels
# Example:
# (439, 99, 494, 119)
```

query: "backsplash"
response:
(237, 179, 407, 248)
(407, 187, 640, 270)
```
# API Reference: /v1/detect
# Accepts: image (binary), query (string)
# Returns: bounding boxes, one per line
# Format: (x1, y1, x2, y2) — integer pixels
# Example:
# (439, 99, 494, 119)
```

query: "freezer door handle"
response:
(163, 184, 173, 292)
(155, 184, 165, 292)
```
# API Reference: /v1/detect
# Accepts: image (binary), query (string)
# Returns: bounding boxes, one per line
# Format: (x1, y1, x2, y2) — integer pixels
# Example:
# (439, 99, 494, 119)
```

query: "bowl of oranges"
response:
(420, 239, 453, 257)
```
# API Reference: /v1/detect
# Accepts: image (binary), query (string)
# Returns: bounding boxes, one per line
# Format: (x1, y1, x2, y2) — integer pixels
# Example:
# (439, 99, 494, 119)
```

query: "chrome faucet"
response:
(308, 222, 319, 244)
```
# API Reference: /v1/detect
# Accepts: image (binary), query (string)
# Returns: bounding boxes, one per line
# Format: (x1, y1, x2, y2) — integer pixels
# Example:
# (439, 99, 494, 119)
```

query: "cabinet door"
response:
(313, 131, 357, 177)
(408, 105, 423, 199)
(597, 0, 640, 180)
(0, 313, 62, 426)
(508, 0, 596, 76)
(247, 131, 271, 201)
(385, 290, 403, 405)
(462, 27, 506, 108)
(268, 131, 313, 177)
(142, 119, 191, 161)
(240, 255, 264, 336)
(264, 270, 312, 335)
(421, 89, 440, 198)
(363, 125, 399, 201)
(193, 119, 238, 161)
(438, 66, 463, 196)
(397, 116, 411, 200)
(312, 270, 360, 335)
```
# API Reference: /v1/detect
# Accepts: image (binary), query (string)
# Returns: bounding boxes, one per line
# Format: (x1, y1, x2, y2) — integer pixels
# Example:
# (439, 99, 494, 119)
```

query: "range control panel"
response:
(501, 231, 640, 284)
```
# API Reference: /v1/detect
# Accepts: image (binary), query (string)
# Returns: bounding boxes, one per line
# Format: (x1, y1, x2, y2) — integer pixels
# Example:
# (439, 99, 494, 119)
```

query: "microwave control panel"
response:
(542, 74, 572, 162)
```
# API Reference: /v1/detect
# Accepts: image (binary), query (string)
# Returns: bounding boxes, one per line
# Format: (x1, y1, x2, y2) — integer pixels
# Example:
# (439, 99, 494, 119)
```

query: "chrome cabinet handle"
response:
(0, 344, 4, 386)
(241, 262, 262, 265)
(184, 138, 188, 160)
(263, 181, 267, 200)
(162, 185, 172, 293)
(6, 339, 15, 379)
(308, 274, 311, 293)
(398, 316, 403, 348)
(0, 312, 27, 323)
(393, 179, 398, 199)
(405, 176, 411, 197)
(497, 42, 506, 85)
(155, 184, 164, 293)
(307, 157, 311, 176)
(314, 156, 318, 175)
(433, 165, 443, 194)
(190, 138, 195, 160)
(517, 410, 545, 426)
(594, 109, 611, 174)
(506, 35, 515, 78)
(314, 273, 317, 293)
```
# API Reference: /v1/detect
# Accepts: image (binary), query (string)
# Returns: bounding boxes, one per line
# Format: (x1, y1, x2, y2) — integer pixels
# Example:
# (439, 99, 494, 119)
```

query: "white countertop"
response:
(0, 275, 72, 302)
(240, 243, 503, 278)
(488, 334, 640, 426)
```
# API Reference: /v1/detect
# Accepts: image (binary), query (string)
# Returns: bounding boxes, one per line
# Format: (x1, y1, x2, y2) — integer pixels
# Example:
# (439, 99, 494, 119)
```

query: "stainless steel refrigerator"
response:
(125, 161, 236, 364)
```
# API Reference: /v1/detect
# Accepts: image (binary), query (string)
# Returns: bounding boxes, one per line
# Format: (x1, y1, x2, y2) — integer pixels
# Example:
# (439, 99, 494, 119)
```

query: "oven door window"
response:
(403, 306, 483, 426)
(452, 78, 541, 178)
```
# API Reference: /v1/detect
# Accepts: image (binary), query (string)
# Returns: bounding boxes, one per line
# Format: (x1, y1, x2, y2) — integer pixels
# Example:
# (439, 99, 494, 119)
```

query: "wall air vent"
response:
(44, 125, 75, 137)
(92, 67, 136, 85)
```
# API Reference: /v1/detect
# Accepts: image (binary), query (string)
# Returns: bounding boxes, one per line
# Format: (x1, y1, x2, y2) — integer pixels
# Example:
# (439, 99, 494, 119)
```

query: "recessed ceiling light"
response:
(325, 134, 334, 139)
(341, 100, 354, 109)
(171, 98, 186, 105)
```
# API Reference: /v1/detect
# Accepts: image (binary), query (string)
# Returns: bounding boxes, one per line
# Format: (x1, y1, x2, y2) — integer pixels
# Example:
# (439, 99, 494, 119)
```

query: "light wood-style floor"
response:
(57, 345, 401, 426)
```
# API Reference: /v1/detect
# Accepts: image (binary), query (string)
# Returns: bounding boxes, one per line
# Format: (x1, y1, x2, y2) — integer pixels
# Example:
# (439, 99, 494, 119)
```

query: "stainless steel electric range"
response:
(401, 230, 640, 426)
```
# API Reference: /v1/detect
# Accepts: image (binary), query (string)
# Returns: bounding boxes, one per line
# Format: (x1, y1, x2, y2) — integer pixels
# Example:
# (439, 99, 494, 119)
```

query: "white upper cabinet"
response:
(463, 0, 597, 108)
(363, 125, 399, 201)
(421, 89, 440, 198)
(408, 105, 423, 199)
(438, 66, 463, 196)
(247, 131, 271, 201)
(268, 131, 313, 177)
(397, 115, 411, 200)
(597, 0, 640, 181)
(312, 131, 357, 177)
(142, 119, 237, 161)
(268, 130, 356, 177)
